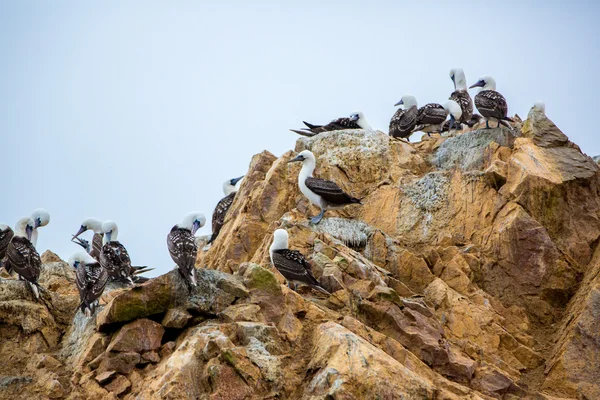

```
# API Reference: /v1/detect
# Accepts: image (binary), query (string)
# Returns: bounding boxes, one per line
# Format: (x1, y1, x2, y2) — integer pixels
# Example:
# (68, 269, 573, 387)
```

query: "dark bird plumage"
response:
(167, 226, 198, 287)
(7, 236, 42, 299)
(0, 225, 14, 273)
(271, 249, 330, 295)
(291, 112, 370, 137)
(449, 90, 474, 124)
(413, 103, 448, 133)
(305, 177, 361, 207)
(73, 254, 108, 317)
(100, 241, 133, 285)
(90, 233, 103, 260)
(475, 90, 508, 122)
(389, 106, 418, 140)
(208, 192, 235, 244)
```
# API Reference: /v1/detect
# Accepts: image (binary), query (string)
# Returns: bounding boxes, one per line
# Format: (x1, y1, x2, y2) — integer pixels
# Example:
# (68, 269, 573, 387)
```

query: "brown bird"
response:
(5, 217, 42, 299)
(69, 252, 108, 317)
(470, 76, 512, 129)
(208, 176, 243, 244)
(389, 95, 418, 140)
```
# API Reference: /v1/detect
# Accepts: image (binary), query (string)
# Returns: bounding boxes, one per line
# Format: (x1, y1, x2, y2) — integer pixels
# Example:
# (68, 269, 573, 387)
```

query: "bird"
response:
(449, 68, 474, 125)
(439, 100, 463, 133)
(208, 176, 244, 244)
(0, 223, 14, 272)
(469, 76, 512, 129)
(167, 212, 206, 288)
(288, 150, 361, 224)
(291, 111, 372, 137)
(4, 217, 42, 299)
(413, 102, 448, 134)
(99, 220, 133, 285)
(72, 218, 104, 260)
(269, 229, 330, 295)
(30, 208, 50, 248)
(389, 95, 418, 141)
(69, 252, 108, 317)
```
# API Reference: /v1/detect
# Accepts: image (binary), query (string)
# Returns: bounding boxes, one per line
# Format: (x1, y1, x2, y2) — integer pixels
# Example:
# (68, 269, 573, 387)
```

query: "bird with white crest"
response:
(99, 220, 134, 285)
(208, 176, 244, 245)
(72, 217, 104, 260)
(440, 100, 463, 133)
(167, 212, 206, 288)
(288, 150, 362, 224)
(469, 76, 512, 129)
(30, 208, 50, 248)
(291, 111, 372, 137)
(449, 68, 475, 126)
(69, 251, 108, 317)
(389, 94, 418, 141)
(4, 217, 42, 299)
(269, 229, 330, 295)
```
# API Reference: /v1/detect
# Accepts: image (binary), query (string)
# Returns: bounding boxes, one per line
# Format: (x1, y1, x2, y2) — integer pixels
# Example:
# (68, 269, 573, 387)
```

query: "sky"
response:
(1, 1, 599, 277)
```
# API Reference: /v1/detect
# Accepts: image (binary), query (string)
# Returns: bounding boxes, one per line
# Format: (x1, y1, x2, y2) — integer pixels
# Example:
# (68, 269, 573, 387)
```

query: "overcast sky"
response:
(2, 1, 599, 277)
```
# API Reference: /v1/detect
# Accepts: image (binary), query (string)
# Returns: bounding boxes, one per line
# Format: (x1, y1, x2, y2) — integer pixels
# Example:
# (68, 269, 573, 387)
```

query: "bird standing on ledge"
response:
(5, 217, 42, 299)
(269, 229, 330, 295)
(288, 150, 361, 224)
(470, 76, 511, 129)
(167, 212, 206, 288)
(208, 176, 243, 245)
(99, 220, 134, 285)
(389, 94, 418, 140)
(69, 251, 108, 317)
(449, 68, 474, 125)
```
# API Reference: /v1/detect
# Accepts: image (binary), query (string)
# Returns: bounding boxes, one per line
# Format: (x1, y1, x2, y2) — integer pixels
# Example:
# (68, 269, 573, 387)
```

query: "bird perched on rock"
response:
(167, 212, 206, 288)
(69, 252, 108, 317)
(449, 68, 474, 125)
(439, 100, 463, 133)
(269, 229, 330, 295)
(99, 220, 133, 285)
(72, 218, 104, 260)
(469, 76, 512, 129)
(389, 95, 418, 141)
(288, 150, 361, 224)
(0, 223, 14, 271)
(4, 217, 42, 299)
(414, 102, 448, 134)
(291, 111, 372, 137)
(30, 208, 50, 248)
(208, 176, 244, 245)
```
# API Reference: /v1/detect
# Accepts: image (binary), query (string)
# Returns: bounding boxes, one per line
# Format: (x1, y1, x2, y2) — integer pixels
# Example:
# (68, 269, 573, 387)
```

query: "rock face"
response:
(1, 111, 600, 399)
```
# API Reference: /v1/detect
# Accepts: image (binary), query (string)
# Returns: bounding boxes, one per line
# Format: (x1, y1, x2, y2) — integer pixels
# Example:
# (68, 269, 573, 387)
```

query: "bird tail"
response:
(303, 121, 321, 130)
(131, 265, 154, 275)
(207, 232, 218, 245)
(312, 283, 331, 296)
(502, 116, 514, 122)
(499, 120, 514, 130)
(290, 129, 316, 137)
(351, 197, 363, 205)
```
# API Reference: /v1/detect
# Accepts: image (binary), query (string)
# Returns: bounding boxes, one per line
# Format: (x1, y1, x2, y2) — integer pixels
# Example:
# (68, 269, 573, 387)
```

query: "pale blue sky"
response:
(2, 1, 599, 276)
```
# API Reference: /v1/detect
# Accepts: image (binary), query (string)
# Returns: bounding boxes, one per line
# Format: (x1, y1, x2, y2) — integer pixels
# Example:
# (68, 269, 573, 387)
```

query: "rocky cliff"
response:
(2, 109, 600, 399)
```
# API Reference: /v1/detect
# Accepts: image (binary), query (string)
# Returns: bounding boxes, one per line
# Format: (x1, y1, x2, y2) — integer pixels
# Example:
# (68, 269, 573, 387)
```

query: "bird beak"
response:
(26, 225, 33, 241)
(288, 155, 303, 163)
(192, 220, 201, 235)
(72, 225, 86, 239)
(71, 235, 86, 249)
(231, 176, 244, 185)
(34, 219, 41, 229)
(105, 231, 112, 243)
(350, 114, 359, 122)
(394, 99, 404, 106)
(469, 80, 485, 89)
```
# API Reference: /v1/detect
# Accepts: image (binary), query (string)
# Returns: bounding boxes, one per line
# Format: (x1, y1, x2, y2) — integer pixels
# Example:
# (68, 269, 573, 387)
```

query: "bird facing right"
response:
(167, 212, 206, 288)
(99, 220, 134, 285)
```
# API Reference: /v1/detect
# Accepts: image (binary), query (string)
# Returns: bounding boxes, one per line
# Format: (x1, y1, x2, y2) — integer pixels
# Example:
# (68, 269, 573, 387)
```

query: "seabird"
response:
(389, 95, 418, 141)
(99, 220, 134, 285)
(208, 176, 244, 244)
(269, 229, 330, 295)
(291, 111, 372, 137)
(69, 251, 108, 317)
(167, 212, 206, 288)
(5, 217, 42, 299)
(72, 218, 104, 260)
(0, 223, 14, 272)
(469, 76, 512, 129)
(439, 100, 463, 133)
(414, 102, 448, 134)
(288, 150, 361, 224)
(449, 68, 474, 125)
(30, 208, 50, 248)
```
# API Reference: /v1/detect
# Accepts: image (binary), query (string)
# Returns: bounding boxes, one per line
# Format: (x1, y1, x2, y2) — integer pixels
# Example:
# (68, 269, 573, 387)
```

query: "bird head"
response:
(68, 251, 96, 269)
(288, 150, 315, 165)
(31, 208, 50, 229)
(469, 76, 496, 91)
(394, 94, 418, 109)
(102, 220, 118, 243)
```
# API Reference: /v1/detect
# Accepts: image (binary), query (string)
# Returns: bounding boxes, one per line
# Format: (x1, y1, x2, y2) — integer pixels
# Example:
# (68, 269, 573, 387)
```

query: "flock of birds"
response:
(1, 67, 526, 318)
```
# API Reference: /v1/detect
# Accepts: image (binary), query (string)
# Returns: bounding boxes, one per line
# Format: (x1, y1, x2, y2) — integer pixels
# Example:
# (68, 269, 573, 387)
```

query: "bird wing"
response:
(449, 90, 474, 123)
(323, 117, 361, 131)
(100, 242, 131, 279)
(389, 106, 418, 138)
(0, 227, 14, 260)
(209, 192, 236, 243)
(167, 227, 198, 271)
(417, 103, 448, 125)
(91, 233, 103, 261)
(7, 236, 41, 282)
(305, 177, 359, 205)
(475, 90, 508, 119)
(272, 249, 320, 286)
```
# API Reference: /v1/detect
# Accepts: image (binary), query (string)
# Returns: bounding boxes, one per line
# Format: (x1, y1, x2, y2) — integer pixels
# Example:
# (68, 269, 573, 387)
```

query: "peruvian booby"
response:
(99, 220, 133, 285)
(469, 76, 512, 128)
(291, 111, 372, 137)
(69, 252, 108, 317)
(269, 229, 330, 295)
(167, 212, 206, 288)
(449, 68, 474, 125)
(30, 208, 50, 248)
(72, 218, 104, 260)
(5, 217, 42, 299)
(0, 223, 14, 272)
(208, 176, 244, 244)
(440, 100, 463, 133)
(288, 150, 361, 224)
(389, 95, 418, 140)
(414, 102, 448, 134)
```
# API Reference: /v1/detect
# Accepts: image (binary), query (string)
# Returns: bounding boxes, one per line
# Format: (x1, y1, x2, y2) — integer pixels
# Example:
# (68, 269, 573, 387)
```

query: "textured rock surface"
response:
(1, 111, 599, 399)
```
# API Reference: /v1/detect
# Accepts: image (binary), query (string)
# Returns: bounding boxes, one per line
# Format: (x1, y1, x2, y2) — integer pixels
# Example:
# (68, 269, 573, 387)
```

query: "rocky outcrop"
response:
(1, 109, 600, 399)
